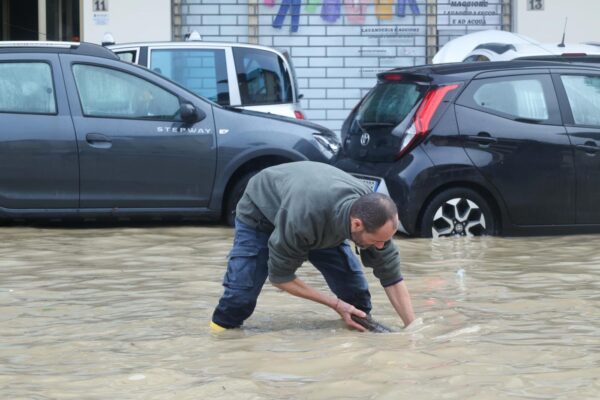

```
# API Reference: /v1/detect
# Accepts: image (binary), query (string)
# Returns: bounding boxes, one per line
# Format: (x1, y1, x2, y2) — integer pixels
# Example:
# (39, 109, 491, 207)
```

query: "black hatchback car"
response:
(335, 60, 600, 237)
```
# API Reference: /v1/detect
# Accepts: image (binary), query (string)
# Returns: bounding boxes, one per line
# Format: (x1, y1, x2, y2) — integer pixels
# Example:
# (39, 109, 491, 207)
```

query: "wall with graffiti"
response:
(265, 1, 421, 33)
(174, 1, 504, 131)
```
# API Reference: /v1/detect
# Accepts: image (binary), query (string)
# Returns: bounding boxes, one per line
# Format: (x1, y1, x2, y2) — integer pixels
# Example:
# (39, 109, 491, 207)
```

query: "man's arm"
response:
(273, 278, 368, 332)
(383, 280, 415, 327)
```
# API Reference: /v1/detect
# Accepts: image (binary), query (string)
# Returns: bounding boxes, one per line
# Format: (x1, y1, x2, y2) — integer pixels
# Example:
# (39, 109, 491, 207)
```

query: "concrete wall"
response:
(514, 0, 600, 43)
(82, 0, 172, 44)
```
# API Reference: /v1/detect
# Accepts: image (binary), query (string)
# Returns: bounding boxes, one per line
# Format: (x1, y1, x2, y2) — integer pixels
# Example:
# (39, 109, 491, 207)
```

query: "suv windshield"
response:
(349, 82, 425, 136)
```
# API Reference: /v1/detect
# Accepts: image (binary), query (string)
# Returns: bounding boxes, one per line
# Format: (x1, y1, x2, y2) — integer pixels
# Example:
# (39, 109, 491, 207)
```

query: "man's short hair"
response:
(350, 193, 398, 233)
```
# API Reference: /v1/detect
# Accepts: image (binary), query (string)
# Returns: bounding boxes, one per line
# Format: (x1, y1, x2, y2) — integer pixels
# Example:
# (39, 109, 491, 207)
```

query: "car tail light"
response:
(397, 84, 459, 159)
(294, 110, 305, 119)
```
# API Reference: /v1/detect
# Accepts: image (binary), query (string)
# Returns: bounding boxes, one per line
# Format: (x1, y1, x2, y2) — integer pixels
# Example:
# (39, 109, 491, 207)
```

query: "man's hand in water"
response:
(334, 298, 368, 332)
(272, 278, 369, 332)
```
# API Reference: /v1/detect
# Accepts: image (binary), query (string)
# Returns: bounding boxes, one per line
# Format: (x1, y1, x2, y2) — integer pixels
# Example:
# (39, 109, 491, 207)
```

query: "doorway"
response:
(46, 0, 79, 41)
(0, 0, 79, 41)
(0, 0, 39, 40)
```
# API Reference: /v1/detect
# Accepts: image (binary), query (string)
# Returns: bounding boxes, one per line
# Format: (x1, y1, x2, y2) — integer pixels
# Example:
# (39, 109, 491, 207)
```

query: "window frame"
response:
(71, 62, 183, 122)
(0, 60, 58, 116)
(456, 73, 562, 126)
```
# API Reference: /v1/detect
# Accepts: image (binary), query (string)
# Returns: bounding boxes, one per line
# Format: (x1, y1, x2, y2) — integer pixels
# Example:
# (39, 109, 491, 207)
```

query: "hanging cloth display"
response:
(321, 0, 342, 23)
(397, 0, 420, 17)
(272, 0, 302, 32)
(344, 0, 371, 24)
(375, 0, 393, 20)
(305, 0, 321, 13)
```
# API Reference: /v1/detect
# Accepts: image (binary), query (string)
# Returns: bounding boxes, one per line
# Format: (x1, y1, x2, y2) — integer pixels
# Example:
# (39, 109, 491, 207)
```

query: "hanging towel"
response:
(321, 0, 342, 23)
(305, 0, 321, 13)
(345, 0, 371, 24)
(264, 0, 275, 7)
(375, 0, 393, 20)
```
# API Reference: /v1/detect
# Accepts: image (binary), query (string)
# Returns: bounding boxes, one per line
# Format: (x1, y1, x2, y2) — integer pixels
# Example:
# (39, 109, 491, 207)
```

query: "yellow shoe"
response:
(209, 321, 227, 333)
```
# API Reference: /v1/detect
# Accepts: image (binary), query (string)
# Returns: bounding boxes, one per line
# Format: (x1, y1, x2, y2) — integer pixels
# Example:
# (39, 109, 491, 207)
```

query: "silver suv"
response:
(109, 40, 305, 119)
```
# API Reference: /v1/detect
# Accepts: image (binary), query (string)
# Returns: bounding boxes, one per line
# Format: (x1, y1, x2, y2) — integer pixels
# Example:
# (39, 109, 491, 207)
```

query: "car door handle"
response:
(86, 133, 112, 149)
(468, 132, 497, 145)
(576, 142, 600, 154)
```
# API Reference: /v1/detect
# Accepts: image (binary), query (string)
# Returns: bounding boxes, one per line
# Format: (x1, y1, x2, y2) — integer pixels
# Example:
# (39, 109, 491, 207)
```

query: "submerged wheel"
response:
(420, 188, 496, 238)
(224, 171, 257, 227)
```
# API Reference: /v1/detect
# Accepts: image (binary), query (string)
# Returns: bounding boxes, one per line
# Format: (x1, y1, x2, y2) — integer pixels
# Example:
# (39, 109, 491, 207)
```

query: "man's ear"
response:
(350, 217, 364, 232)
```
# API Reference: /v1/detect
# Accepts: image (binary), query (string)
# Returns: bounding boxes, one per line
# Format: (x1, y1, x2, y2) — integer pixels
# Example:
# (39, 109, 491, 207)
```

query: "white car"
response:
(109, 38, 305, 119)
(433, 29, 600, 63)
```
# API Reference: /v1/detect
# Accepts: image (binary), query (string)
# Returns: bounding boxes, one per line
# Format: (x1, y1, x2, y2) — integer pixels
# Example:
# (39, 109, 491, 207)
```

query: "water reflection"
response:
(1, 226, 599, 399)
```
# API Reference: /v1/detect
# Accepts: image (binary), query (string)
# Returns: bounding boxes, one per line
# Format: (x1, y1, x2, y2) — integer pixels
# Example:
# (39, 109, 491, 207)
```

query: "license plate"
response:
(356, 176, 380, 192)
(352, 174, 389, 195)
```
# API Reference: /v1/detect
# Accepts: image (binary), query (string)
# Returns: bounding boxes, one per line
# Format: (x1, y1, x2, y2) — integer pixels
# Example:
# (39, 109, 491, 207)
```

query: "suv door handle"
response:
(468, 132, 497, 146)
(86, 133, 112, 149)
(576, 141, 600, 154)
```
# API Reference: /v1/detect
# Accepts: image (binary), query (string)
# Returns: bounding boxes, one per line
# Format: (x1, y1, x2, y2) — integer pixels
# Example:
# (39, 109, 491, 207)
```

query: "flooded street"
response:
(1, 225, 600, 399)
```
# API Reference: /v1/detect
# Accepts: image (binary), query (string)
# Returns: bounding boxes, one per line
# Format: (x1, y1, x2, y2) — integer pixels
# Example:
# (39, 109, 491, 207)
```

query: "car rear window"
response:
(349, 82, 425, 136)
(233, 47, 293, 106)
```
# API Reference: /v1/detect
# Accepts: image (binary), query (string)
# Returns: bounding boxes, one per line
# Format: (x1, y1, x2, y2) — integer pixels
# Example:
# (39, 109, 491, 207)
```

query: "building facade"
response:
(2, 1, 599, 131)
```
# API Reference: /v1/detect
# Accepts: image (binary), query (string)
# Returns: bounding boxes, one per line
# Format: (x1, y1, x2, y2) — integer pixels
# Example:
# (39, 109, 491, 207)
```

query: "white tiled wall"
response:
(174, 1, 505, 132)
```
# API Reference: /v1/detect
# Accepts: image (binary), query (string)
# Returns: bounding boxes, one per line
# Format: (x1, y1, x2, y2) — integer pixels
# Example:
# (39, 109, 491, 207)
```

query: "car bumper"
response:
(334, 148, 434, 236)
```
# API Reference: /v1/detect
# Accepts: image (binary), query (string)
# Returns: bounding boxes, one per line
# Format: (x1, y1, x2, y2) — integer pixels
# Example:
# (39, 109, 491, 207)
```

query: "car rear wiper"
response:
(360, 122, 396, 127)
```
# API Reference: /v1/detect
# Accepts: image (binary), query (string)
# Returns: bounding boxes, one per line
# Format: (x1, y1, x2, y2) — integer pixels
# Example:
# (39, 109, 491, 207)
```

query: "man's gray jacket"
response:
(236, 161, 403, 287)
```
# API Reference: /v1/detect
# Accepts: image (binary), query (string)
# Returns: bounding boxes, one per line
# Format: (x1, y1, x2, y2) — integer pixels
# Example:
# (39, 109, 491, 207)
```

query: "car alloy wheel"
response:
(420, 187, 496, 238)
(431, 197, 486, 237)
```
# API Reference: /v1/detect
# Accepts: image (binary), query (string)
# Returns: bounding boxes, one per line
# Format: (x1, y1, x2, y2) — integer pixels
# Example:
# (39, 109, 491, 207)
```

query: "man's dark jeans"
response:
(212, 219, 372, 329)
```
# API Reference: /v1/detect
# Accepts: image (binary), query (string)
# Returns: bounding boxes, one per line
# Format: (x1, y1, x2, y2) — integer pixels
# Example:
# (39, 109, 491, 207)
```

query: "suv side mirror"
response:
(180, 102, 206, 123)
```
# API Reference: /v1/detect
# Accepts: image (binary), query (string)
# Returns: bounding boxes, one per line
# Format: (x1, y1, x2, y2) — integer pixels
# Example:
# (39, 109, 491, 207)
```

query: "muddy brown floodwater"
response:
(1, 225, 600, 399)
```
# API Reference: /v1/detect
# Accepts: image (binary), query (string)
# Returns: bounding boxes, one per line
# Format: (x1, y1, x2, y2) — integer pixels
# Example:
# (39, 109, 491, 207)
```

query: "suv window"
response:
(72, 64, 180, 120)
(560, 75, 600, 126)
(149, 48, 229, 105)
(0, 62, 56, 114)
(349, 82, 425, 135)
(233, 47, 292, 105)
(469, 77, 550, 120)
(115, 50, 138, 63)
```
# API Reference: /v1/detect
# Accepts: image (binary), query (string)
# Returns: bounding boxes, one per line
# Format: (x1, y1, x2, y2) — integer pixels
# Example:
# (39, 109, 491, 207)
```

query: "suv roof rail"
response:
(0, 41, 118, 60)
(0, 41, 80, 48)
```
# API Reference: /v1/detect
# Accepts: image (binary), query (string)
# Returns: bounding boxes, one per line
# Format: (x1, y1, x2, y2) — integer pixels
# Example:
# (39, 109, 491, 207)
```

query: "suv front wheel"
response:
(420, 188, 496, 238)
